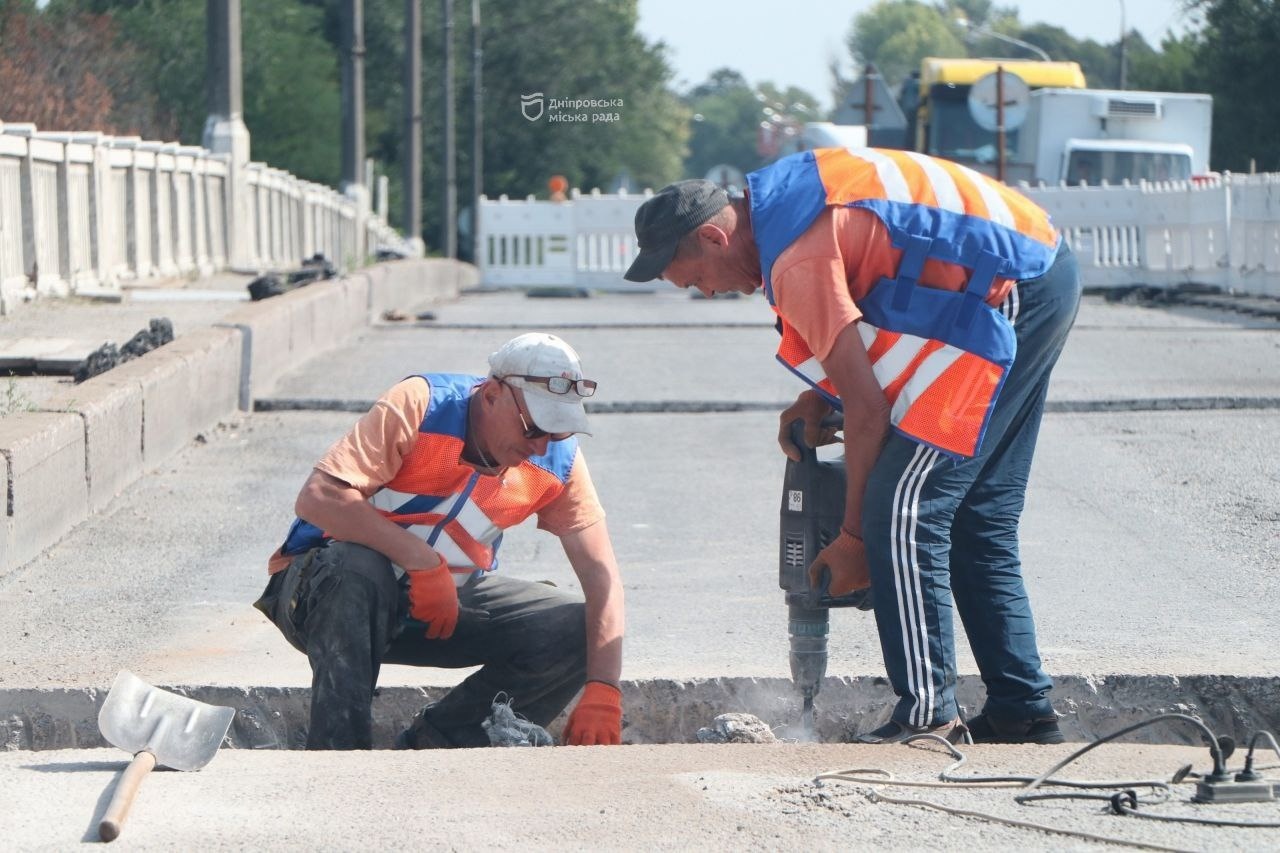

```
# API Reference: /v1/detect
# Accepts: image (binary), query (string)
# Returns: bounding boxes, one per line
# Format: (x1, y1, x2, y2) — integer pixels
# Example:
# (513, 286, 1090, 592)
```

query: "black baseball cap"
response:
(624, 180, 730, 282)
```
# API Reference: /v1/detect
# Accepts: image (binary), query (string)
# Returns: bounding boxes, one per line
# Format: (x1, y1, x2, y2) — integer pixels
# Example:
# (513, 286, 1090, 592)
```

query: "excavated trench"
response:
(3, 674, 1279, 751)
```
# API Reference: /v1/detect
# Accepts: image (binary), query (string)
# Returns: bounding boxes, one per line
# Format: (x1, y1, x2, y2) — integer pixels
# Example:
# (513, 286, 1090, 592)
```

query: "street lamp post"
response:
(958, 17, 1051, 62)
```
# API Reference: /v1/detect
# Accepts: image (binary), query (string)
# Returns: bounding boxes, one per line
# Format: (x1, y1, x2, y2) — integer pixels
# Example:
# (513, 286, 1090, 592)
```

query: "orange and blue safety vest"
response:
(748, 147, 1060, 458)
(278, 374, 578, 582)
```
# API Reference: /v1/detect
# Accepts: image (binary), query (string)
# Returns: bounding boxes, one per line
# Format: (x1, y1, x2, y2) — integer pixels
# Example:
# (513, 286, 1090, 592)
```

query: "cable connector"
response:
(1236, 755, 1263, 783)
(1193, 778, 1275, 804)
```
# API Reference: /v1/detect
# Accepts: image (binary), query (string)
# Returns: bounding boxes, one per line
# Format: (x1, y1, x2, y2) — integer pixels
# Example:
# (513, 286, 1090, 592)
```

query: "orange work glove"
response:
(778, 390, 839, 461)
(406, 557, 459, 640)
(808, 528, 871, 599)
(561, 681, 623, 746)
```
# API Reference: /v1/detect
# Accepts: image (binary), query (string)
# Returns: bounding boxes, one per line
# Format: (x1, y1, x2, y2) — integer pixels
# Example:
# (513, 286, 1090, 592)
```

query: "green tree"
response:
(475, 1, 685, 192)
(678, 71, 824, 178)
(57, 0, 343, 186)
(408, 0, 687, 251)
(682, 69, 765, 177)
(43, 0, 688, 250)
(848, 0, 966, 86)
(1192, 0, 1280, 171)
(0, 2, 168, 135)
(332, 0, 688, 248)
(937, 0, 1019, 27)
(1127, 33, 1204, 92)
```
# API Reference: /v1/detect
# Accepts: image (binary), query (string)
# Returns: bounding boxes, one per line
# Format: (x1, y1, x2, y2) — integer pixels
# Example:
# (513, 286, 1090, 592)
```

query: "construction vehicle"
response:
(909, 56, 1213, 186)
(778, 419, 869, 738)
(911, 57, 1086, 180)
(1016, 88, 1213, 185)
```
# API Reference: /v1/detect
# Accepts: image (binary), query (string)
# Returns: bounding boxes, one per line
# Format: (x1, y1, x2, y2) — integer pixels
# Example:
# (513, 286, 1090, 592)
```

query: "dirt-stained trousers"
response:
(862, 241, 1082, 730)
(255, 540, 588, 749)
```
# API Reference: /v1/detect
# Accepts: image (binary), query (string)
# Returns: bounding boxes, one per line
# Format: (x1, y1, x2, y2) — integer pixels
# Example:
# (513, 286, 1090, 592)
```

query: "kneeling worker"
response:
(254, 333, 625, 749)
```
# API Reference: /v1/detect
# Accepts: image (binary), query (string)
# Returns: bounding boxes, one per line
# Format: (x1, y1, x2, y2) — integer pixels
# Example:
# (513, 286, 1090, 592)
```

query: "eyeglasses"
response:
(502, 374, 597, 398)
(504, 382, 573, 442)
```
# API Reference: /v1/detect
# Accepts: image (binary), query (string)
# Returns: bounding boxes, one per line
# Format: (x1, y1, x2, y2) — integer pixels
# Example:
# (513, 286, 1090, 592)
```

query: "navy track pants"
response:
(863, 242, 1081, 729)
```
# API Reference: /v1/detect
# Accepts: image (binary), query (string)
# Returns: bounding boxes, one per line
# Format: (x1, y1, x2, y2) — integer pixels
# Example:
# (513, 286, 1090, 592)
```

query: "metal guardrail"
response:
(0, 120, 417, 313)
(477, 175, 1280, 298)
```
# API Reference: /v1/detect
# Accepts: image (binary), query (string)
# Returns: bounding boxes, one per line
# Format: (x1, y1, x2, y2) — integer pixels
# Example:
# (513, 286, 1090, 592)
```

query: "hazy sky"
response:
(636, 0, 1196, 109)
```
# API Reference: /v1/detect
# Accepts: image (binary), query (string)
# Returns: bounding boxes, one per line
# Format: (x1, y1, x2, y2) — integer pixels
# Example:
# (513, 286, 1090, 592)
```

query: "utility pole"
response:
(863, 64, 874, 128)
(441, 0, 457, 259)
(403, 0, 422, 248)
(471, 0, 483, 263)
(996, 65, 1006, 184)
(204, 0, 244, 142)
(203, 0, 252, 269)
(1118, 0, 1129, 90)
(340, 0, 366, 201)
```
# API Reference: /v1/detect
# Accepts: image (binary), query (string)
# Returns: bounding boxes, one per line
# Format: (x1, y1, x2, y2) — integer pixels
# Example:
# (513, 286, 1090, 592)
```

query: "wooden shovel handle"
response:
(99, 751, 157, 842)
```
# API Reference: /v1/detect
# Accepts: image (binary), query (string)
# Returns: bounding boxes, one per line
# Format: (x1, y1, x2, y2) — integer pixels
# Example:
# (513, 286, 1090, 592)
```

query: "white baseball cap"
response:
(488, 333, 594, 436)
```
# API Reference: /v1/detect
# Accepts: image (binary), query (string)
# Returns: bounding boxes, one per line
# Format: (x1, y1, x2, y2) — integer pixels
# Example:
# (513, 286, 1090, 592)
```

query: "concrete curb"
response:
(0, 258, 475, 578)
(3, 673, 1277, 752)
(0, 412, 87, 574)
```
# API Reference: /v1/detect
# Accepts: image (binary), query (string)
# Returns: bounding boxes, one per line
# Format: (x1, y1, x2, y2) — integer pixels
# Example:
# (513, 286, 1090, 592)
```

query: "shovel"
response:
(96, 670, 235, 842)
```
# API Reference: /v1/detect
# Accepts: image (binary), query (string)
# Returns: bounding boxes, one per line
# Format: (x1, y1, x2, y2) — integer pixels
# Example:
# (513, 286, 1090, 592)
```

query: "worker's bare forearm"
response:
(562, 520, 625, 686)
(584, 592, 625, 686)
(839, 404, 888, 535)
(819, 322, 890, 536)
(295, 469, 441, 571)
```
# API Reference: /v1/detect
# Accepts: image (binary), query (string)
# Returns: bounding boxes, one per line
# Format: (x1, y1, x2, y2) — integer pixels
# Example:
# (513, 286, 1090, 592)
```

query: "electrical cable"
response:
(862, 788, 1194, 853)
(1249, 731, 1280, 755)
(1110, 727, 1280, 829)
(1014, 713, 1227, 803)
(1109, 798, 1280, 829)
(813, 718, 1280, 842)
(1243, 730, 1280, 775)
(817, 734, 1170, 800)
(814, 734, 1179, 851)
(1009, 717, 1280, 827)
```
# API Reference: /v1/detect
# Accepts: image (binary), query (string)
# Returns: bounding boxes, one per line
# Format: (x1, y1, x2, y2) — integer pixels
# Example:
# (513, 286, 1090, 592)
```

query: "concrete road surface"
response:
(6, 742, 1280, 851)
(1, 286, 1278, 850)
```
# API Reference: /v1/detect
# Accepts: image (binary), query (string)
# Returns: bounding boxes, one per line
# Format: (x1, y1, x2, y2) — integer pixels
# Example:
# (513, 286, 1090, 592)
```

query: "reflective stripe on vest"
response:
(279, 373, 577, 581)
(748, 148, 1057, 458)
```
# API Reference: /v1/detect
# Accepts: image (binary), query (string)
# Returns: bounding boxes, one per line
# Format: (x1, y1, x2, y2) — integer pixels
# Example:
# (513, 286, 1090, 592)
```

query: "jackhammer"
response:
(778, 419, 872, 738)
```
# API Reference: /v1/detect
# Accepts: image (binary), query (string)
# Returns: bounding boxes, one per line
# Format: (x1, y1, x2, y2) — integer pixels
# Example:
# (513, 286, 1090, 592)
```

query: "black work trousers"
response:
(254, 541, 588, 749)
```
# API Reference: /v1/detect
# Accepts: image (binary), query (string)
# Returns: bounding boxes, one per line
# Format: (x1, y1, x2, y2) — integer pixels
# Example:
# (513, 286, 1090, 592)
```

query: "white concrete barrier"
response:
(476, 176, 1280, 297)
(1021, 177, 1232, 290)
(0, 120, 417, 314)
(1226, 173, 1280, 297)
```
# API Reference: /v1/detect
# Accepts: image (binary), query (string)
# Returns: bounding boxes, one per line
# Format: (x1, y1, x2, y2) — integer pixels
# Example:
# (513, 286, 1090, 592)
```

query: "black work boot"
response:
(964, 712, 1065, 744)
(395, 709, 459, 749)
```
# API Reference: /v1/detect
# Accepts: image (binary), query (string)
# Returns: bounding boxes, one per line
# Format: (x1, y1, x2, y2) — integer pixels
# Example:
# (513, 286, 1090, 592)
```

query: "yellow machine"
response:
(914, 57, 1086, 179)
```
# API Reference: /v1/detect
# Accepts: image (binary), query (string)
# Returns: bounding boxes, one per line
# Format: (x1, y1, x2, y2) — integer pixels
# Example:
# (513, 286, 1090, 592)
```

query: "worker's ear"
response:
(480, 378, 502, 404)
(695, 221, 730, 249)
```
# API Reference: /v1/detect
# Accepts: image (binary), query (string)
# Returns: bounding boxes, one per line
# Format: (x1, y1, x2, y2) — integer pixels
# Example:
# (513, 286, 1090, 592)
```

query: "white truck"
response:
(1016, 88, 1213, 186)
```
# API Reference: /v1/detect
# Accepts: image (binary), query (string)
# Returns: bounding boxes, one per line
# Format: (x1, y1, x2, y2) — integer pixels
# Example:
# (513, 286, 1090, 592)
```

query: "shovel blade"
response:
(98, 671, 235, 771)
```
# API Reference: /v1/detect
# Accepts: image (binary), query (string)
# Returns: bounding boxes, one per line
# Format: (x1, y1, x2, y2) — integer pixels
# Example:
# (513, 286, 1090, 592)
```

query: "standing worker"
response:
(254, 333, 626, 749)
(624, 148, 1080, 744)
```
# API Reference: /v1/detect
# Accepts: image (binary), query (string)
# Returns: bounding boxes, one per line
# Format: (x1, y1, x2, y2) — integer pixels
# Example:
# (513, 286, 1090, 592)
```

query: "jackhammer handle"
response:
(806, 566, 831, 610)
(787, 414, 843, 458)
(99, 750, 157, 842)
(787, 419, 815, 463)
